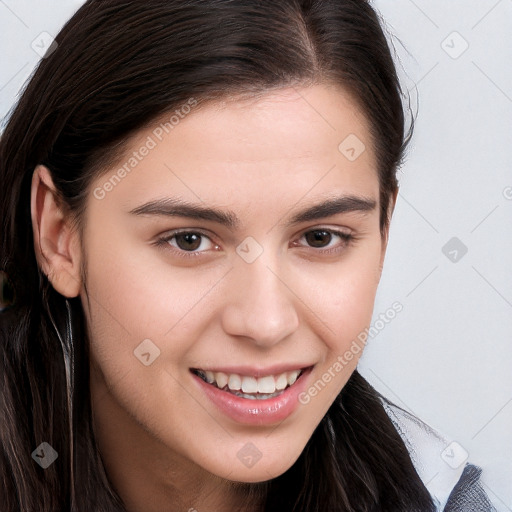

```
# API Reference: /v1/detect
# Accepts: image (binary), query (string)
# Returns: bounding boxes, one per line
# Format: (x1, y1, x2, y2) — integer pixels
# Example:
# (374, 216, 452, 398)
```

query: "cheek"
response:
(292, 246, 381, 413)
(82, 218, 222, 328)
(294, 240, 383, 350)
(80, 230, 227, 386)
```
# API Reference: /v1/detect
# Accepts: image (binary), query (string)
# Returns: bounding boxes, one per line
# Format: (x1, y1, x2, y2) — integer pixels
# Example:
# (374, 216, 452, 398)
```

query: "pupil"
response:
(306, 230, 331, 248)
(176, 233, 201, 251)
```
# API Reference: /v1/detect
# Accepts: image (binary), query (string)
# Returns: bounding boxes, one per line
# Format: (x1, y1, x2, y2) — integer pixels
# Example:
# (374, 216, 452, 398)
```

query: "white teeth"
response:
(275, 373, 288, 391)
(287, 370, 300, 386)
(241, 376, 258, 393)
(228, 374, 241, 391)
(215, 372, 228, 389)
(196, 368, 305, 394)
(257, 375, 276, 394)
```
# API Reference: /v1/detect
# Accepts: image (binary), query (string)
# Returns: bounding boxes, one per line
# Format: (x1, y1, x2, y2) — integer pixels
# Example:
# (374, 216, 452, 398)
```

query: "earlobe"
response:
(30, 165, 82, 298)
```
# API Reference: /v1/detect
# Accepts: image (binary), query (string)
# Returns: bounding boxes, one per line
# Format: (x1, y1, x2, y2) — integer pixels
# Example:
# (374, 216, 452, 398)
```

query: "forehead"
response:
(89, 84, 378, 217)
(174, 84, 375, 164)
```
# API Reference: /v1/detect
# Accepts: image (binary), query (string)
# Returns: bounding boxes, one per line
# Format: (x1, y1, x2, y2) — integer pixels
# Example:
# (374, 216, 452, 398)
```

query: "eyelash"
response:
(154, 228, 355, 259)
(289, 229, 355, 258)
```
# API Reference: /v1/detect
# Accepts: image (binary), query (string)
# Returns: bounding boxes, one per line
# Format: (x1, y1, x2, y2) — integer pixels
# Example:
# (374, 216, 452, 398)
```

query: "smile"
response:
(191, 368, 306, 400)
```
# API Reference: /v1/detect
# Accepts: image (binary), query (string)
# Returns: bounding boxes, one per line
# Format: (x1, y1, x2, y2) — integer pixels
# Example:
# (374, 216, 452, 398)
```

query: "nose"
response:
(220, 260, 299, 348)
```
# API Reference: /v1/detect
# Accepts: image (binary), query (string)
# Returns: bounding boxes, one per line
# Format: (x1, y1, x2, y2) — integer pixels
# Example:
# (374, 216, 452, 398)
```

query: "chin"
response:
(213, 450, 301, 484)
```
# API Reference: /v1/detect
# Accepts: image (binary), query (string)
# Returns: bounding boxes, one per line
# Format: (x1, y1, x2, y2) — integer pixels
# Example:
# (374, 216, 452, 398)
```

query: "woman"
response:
(0, 1, 496, 511)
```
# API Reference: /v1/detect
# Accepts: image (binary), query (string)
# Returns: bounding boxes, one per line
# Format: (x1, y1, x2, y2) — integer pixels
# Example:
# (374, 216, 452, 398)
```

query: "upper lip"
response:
(191, 364, 314, 378)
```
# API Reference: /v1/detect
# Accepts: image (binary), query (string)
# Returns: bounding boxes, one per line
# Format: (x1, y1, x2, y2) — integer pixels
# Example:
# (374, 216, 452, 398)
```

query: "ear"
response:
(377, 186, 399, 282)
(30, 165, 82, 297)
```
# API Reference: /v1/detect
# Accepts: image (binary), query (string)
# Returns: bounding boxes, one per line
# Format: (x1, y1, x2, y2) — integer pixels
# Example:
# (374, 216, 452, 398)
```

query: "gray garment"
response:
(444, 464, 496, 512)
(384, 402, 498, 511)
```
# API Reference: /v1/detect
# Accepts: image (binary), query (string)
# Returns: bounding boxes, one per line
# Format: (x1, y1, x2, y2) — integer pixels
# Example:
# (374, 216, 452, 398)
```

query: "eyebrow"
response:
(288, 195, 376, 225)
(129, 198, 239, 228)
(128, 195, 377, 229)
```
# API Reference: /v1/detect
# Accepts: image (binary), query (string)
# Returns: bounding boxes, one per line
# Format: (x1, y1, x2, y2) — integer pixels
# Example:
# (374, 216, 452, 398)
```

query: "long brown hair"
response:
(0, 1, 433, 510)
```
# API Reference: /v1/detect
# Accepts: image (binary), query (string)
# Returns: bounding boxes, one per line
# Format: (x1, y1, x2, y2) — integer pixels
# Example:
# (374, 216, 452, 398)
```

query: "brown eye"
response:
(293, 228, 353, 253)
(156, 229, 219, 258)
(304, 230, 333, 248)
(174, 232, 203, 251)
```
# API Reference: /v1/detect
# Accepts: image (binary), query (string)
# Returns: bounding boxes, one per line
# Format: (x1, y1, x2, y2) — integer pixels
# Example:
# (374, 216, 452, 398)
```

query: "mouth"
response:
(190, 367, 310, 400)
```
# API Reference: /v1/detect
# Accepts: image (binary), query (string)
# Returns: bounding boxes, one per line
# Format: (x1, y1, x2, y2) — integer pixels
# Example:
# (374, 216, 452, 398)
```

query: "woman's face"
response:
(81, 84, 388, 486)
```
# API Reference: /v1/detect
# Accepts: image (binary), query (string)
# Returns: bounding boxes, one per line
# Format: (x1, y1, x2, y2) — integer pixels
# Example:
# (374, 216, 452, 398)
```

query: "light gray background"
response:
(1, 1, 510, 509)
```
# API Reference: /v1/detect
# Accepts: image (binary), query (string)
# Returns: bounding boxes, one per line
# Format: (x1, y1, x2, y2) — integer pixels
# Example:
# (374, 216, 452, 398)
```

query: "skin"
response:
(31, 84, 395, 512)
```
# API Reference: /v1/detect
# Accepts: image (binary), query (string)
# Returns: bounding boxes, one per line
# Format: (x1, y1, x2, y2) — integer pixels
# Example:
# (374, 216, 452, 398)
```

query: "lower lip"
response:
(192, 368, 312, 426)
